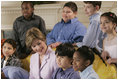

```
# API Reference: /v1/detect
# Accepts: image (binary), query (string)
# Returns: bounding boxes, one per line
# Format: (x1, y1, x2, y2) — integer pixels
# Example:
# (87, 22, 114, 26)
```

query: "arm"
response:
(82, 20, 100, 47)
(59, 24, 86, 43)
(107, 58, 117, 64)
(13, 21, 22, 56)
(29, 57, 35, 79)
(46, 26, 57, 45)
(39, 17, 46, 36)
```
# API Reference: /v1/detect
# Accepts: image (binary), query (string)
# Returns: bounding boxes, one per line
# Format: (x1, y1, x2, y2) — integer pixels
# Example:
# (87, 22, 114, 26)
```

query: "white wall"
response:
(1, 1, 117, 30)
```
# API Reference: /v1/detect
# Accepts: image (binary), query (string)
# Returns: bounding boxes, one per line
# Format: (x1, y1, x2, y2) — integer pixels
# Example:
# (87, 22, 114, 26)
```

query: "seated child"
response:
(1, 39, 22, 68)
(100, 12, 117, 65)
(46, 1, 86, 48)
(52, 43, 80, 79)
(25, 27, 58, 79)
(73, 46, 99, 79)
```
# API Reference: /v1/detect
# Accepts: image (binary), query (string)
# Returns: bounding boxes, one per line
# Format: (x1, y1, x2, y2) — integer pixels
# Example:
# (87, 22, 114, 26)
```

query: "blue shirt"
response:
(77, 12, 101, 48)
(52, 67, 80, 79)
(46, 17, 86, 45)
(80, 65, 99, 79)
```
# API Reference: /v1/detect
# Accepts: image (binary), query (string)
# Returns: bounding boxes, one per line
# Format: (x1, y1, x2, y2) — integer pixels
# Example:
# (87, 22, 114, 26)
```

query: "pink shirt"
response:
(29, 47, 58, 79)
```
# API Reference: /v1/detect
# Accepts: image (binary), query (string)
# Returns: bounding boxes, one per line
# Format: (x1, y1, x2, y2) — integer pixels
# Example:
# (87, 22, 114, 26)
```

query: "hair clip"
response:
(110, 14, 112, 16)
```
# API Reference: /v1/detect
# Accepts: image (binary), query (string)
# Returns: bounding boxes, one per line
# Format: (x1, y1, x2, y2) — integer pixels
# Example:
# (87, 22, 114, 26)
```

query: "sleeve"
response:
(29, 56, 35, 79)
(46, 25, 57, 45)
(59, 24, 86, 43)
(82, 20, 100, 47)
(13, 20, 22, 55)
(11, 58, 22, 67)
(39, 17, 46, 36)
(70, 72, 81, 79)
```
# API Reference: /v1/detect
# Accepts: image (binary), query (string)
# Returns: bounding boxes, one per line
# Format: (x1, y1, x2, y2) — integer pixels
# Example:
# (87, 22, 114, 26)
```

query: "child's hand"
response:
(49, 42, 62, 48)
(101, 51, 110, 60)
(107, 58, 112, 65)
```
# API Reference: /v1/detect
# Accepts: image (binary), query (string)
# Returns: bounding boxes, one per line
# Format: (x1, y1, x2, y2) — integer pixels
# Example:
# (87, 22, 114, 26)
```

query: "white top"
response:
(3, 60, 7, 68)
(104, 36, 117, 58)
(80, 65, 99, 79)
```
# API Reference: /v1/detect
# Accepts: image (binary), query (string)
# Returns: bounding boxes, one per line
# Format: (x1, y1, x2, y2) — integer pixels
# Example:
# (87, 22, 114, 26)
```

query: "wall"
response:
(1, 1, 117, 38)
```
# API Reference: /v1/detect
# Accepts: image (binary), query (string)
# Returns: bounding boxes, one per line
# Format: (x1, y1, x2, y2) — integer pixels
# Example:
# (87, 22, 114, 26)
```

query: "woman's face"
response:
(72, 52, 87, 72)
(2, 43, 15, 58)
(62, 7, 77, 22)
(31, 39, 47, 55)
(100, 16, 116, 33)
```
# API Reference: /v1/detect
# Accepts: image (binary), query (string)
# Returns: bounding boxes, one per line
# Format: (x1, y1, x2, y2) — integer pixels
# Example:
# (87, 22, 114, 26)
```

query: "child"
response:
(25, 27, 58, 79)
(46, 1, 86, 48)
(1, 39, 22, 68)
(77, 1, 102, 48)
(13, 1, 46, 59)
(100, 12, 117, 64)
(52, 43, 80, 79)
(73, 46, 99, 79)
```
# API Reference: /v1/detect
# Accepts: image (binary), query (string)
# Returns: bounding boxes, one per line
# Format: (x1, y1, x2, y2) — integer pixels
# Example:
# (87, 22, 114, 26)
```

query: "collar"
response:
(80, 65, 93, 77)
(61, 17, 78, 24)
(59, 66, 73, 74)
(89, 12, 101, 20)
(20, 13, 35, 20)
(40, 47, 53, 69)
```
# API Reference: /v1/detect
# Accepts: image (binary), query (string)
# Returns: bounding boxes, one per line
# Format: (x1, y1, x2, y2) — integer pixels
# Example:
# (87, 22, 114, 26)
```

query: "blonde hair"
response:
(25, 27, 46, 49)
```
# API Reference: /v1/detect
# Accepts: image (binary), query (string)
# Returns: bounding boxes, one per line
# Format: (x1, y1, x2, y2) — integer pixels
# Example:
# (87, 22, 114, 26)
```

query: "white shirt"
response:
(3, 60, 7, 68)
(80, 65, 99, 79)
(104, 37, 117, 58)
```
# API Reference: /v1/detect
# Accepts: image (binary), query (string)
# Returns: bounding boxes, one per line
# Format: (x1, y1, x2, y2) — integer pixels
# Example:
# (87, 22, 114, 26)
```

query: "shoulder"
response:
(15, 16, 23, 21)
(87, 68, 99, 79)
(30, 53, 39, 60)
(34, 15, 44, 20)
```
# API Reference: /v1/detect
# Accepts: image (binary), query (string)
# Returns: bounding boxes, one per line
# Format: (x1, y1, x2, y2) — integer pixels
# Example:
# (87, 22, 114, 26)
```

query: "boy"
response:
(13, 1, 46, 59)
(52, 43, 80, 79)
(77, 1, 103, 49)
(47, 2, 86, 48)
(73, 46, 99, 79)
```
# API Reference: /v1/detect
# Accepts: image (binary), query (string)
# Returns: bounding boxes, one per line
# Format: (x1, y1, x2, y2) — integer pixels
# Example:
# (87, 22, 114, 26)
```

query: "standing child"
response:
(25, 27, 58, 79)
(47, 1, 86, 48)
(77, 1, 102, 48)
(52, 43, 80, 79)
(73, 46, 99, 79)
(100, 12, 117, 64)
(1, 39, 22, 68)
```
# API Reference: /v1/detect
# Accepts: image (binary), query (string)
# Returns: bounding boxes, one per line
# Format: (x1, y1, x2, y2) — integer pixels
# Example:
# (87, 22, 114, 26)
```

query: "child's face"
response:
(56, 54, 72, 70)
(73, 52, 87, 72)
(21, 3, 34, 19)
(62, 7, 77, 22)
(2, 43, 15, 58)
(31, 39, 47, 55)
(84, 3, 97, 17)
(100, 16, 116, 33)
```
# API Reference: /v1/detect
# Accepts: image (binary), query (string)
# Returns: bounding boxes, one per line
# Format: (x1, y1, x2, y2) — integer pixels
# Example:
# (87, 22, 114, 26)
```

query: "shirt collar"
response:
(80, 65, 93, 77)
(61, 17, 78, 24)
(59, 66, 73, 74)
(89, 12, 101, 20)
(20, 13, 35, 20)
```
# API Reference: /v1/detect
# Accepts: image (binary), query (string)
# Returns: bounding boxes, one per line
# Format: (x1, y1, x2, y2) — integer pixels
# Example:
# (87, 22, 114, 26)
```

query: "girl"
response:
(25, 27, 58, 79)
(1, 39, 22, 68)
(52, 43, 80, 79)
(46, 1, 86, 48)
(73, 46, 99, 79)
(100, 12, 117, 64)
